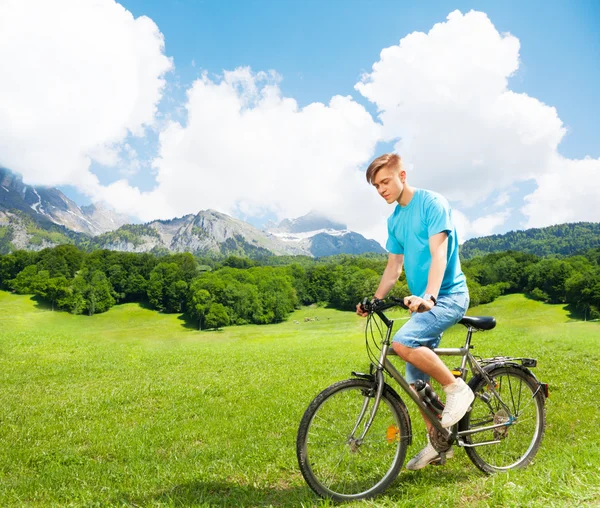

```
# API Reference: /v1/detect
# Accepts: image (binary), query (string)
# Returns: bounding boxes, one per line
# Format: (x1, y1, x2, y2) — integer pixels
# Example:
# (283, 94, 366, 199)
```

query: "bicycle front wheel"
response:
(459, 366, 546, 473)
(296, 378, 410, 502)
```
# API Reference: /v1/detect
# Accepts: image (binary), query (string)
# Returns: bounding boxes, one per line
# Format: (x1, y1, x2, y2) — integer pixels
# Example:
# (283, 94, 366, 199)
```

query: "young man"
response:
(356, 153, 473, 470)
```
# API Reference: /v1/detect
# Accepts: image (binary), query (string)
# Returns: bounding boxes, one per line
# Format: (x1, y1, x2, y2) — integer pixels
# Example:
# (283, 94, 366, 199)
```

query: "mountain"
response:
(270, 211, 347, 234)
(267, 211, 386, 257)
(0, 167, 129, 236)
(0, 169, 384, 257)
(460, 222, 600, 260)
(93, 210, 309, 257)
(93, 209, 385, 258)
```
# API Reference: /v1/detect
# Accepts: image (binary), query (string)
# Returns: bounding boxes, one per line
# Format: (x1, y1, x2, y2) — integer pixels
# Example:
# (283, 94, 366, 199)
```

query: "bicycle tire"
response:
(459, 366, 546, 473)
(297, 378, 410, 501)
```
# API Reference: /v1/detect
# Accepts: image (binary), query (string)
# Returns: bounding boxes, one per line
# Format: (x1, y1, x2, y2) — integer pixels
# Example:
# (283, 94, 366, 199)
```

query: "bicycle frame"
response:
(365, 309, 517, 448)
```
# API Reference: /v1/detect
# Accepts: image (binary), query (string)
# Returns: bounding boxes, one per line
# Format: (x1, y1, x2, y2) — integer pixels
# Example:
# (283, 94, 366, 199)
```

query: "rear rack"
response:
(479, 356, 537, 368)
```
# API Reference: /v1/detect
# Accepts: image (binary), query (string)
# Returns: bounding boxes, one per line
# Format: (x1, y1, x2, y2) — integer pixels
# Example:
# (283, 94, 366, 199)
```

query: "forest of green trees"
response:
(1, 244, 599, 329)
(460, 222, 600, 259)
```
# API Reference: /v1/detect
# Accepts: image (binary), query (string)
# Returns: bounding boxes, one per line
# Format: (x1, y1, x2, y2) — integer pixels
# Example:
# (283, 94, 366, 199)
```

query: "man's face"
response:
(372, 166, 405, 204)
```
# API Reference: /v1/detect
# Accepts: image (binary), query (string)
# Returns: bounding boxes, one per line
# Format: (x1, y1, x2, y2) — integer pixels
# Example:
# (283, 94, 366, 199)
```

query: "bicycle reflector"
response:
(540, 383, 549, 398)
(386, 425, 400, 444)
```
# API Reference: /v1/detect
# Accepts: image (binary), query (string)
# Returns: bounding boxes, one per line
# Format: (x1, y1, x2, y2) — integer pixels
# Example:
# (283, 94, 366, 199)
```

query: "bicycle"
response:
(296, 297, 548, 502)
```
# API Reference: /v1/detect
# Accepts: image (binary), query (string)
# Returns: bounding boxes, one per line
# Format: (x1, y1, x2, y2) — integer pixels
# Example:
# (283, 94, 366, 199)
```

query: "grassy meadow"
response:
(0, 291, 599, 507)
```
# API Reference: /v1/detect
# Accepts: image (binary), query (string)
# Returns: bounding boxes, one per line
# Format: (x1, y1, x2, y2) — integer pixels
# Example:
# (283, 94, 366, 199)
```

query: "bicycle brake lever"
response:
(360, 297, 371, 313)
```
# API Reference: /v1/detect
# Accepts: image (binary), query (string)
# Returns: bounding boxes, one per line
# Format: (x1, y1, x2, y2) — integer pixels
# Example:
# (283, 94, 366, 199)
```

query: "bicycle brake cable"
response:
(365, 312, 385, 367)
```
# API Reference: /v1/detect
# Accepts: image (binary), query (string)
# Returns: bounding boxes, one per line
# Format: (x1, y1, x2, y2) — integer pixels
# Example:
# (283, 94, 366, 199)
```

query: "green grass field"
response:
(1, 291, 599, 507)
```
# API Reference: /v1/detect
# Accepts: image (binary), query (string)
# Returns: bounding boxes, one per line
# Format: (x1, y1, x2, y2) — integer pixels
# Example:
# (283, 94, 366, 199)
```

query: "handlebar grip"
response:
(390, 297, 409, 310)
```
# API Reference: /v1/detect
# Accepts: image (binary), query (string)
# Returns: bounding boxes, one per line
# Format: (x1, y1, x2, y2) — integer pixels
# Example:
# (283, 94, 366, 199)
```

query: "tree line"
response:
(463, 249, 600, 320)
(460, 222, 600, 260)
(1, 245, 599, 328)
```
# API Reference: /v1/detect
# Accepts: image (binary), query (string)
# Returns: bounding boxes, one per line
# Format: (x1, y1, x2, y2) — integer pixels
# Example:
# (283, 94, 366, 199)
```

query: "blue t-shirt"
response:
(385, 189, 467, 297)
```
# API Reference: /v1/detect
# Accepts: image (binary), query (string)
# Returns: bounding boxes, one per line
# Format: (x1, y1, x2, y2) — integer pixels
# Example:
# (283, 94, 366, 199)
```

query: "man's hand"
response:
(356, 302, 369, 317)
(404, 295, 434, 313)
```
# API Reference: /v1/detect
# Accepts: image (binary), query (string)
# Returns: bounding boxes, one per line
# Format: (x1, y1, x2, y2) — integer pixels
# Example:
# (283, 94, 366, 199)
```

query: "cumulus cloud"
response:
(522, 155, 600, 228)
(139, 67, 383, 228)
(83, 8, 598, 244)
(453, 208, 512, 244)
(0, 0, 172, 187)
(1, 4, 597, 246)
(355, 10, 567, 208)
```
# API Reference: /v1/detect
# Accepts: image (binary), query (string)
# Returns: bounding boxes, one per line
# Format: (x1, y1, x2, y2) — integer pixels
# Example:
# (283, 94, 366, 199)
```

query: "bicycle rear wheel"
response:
(296, 378, 410, 501)
(459, 366, 546, 473)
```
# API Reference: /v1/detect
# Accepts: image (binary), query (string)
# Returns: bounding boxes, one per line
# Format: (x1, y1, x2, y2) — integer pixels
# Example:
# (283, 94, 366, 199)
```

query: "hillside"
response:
(461, 222, 600, 260)
(92, 210, 304, 258)
(0, 167, 129, 236)
(0, 291, 598, 506)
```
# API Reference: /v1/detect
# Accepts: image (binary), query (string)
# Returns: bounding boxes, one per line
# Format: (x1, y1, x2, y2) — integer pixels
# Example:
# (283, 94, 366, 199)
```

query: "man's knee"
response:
(392, 342, 413, 360)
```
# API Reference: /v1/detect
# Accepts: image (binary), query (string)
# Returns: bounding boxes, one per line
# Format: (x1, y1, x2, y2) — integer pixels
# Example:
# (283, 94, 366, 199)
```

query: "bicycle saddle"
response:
(459, 316, 496, 330)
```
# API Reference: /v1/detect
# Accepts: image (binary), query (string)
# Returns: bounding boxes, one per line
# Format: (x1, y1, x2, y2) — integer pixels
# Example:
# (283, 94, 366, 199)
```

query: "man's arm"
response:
(356, 254, 403, 316)
(405, 231, 448, 313)
(374, 254, 404, 300)
(425, 231, 448, 299)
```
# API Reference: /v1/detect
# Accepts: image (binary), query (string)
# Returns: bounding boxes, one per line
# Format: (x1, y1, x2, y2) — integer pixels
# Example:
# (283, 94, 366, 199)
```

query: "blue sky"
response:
(118, 0, 599, 157)
(1, 0, 598, 244)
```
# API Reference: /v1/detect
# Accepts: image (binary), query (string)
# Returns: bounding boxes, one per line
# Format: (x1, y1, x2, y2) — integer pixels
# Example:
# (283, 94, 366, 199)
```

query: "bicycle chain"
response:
(428, 426, 452, 453)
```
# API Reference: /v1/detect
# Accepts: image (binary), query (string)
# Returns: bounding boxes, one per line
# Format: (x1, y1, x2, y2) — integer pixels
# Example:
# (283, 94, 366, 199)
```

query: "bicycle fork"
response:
(347, 368, 387, 450)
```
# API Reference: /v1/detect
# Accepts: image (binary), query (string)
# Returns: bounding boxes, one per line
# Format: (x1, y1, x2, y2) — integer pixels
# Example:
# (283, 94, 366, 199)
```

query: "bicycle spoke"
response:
(460, 367, 545, 473)
(297, 379, 408, 501)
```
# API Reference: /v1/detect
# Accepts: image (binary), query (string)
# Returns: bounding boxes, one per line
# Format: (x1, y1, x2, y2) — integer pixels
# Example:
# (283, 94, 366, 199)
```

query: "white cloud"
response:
(452, 209, 470, 245)
(471, 210, 511, 237)
(0, 0, 172, 187)
(355, 10, 566, 209)
(493, 191, 511, 207)
(453, 209, 510, 244)
(522, 155, 600, 227)
(81, 8, 598, 244)
(1, 4, 597, 245)
(133, 67, 384, 228)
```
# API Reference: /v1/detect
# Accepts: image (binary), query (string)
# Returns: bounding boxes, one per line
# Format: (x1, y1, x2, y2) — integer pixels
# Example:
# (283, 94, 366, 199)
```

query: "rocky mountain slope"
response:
(267, 211, 385, 256)
(0, 168, 384, 257)
(0, 167, 129, 236)
(93, 210, 309, 257)
(93, 210, 385, 258)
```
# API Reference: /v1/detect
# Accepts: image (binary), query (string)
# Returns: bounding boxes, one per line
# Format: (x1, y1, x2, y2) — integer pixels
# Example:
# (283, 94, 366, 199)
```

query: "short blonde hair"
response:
(366, 153, 403, 184)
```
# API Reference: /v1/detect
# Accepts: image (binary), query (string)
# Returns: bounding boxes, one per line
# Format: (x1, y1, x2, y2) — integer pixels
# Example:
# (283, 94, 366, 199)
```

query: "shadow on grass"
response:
(521, 293, 584, 321)
(136, 299, 155, 311)
(563, 302, 582, 320)
(119, 480, 311, 507)
(522, 293, 543, 303)
(178, 312, 200, 331)
(177, 312, 228, 332)
(119, 469, 472, 507)
(30, 294, 53, 311)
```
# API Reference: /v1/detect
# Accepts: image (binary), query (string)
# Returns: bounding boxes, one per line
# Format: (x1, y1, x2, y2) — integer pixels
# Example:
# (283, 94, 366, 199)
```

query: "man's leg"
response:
(393, 343, 455, 387)
(392, 293, 472, 469)
(403, 356, 456, 470)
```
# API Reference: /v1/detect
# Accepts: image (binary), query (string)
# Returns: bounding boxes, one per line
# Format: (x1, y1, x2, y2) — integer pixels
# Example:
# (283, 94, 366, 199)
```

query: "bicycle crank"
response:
(428, 427, 452, 453)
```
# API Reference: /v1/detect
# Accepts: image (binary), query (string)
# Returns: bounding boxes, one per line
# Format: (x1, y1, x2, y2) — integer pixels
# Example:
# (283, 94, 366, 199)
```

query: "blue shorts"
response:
(393, 292, 470, 384)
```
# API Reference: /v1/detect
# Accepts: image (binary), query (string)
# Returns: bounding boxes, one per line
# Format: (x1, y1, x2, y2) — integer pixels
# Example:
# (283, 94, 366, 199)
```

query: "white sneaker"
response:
(441, 377, 475, 428)
(406, 440, 454, 470)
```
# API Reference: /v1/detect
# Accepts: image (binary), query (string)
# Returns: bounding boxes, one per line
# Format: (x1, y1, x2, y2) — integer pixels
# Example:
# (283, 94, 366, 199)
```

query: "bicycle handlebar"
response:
(361, 296, 409, 313)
